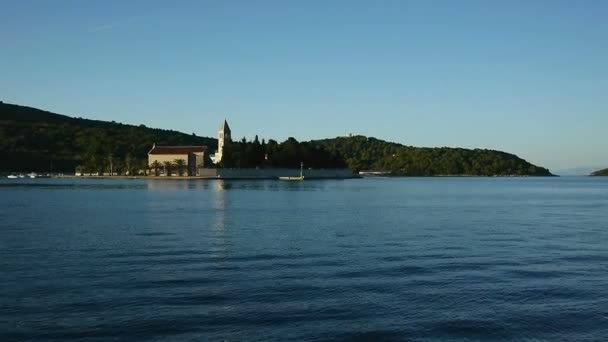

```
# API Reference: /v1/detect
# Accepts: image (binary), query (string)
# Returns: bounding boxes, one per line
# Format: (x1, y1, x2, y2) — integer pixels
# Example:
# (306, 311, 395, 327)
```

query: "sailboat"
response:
(279, 162, 305, 181)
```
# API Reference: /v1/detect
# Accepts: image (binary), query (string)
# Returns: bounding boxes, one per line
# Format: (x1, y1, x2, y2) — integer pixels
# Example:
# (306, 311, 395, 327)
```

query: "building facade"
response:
(148, 144, 207, 176)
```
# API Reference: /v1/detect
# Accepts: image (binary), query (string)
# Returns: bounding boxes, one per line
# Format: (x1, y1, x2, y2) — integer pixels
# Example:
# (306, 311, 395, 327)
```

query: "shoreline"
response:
(0, 174, 560, 180)
(53, 175, 361, 180)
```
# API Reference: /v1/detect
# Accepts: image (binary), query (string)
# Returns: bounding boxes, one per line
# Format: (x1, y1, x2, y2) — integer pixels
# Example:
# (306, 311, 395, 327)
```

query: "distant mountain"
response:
(314, 136, 553, 176)
(555, 166, 605, 176)
(591, 168, 608, 176)
(0, 101, 216, 173)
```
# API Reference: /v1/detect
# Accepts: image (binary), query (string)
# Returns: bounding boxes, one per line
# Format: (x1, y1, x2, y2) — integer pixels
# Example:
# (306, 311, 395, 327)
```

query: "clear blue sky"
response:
(1, 0, 606, 171)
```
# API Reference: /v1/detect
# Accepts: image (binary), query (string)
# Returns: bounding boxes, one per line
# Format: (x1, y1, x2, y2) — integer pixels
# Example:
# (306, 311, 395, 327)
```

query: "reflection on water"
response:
(0, 178, 341, 192)
(210, 180, 229, 259)
(146, 179, 212, 191)
(145, 179, 332, 192)
(216, 179, 232, 191)
(0, 178, 148, 190)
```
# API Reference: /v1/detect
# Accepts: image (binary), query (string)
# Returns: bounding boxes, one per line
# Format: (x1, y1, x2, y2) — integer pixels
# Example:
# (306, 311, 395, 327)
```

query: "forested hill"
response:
(591, 168, 608, 176)
(0, 102, 216, 172)
(1, 101, 553, 176)
(314, 136, 553, 176)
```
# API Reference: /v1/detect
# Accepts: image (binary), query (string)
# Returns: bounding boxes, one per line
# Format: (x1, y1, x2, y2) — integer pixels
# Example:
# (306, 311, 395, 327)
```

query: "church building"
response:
(148, 145, 207, 176)
(147, 119, 230, 176)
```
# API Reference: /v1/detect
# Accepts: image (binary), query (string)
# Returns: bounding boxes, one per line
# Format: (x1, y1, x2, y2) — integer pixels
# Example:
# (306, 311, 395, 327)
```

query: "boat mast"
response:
(300, 162, 303, 178)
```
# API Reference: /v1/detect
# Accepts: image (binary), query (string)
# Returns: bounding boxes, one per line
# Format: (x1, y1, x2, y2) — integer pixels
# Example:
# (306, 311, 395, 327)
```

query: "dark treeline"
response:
(591, 168, 608, 176)
(316, 136, 553, 176)
(220, 136, 346, 169)
(0, 102, 216, 173)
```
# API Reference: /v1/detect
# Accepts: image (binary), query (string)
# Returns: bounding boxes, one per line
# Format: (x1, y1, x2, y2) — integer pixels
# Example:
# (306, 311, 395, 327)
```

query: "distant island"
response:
(0, 101, 553, 176)
(591, 168, 608, 176)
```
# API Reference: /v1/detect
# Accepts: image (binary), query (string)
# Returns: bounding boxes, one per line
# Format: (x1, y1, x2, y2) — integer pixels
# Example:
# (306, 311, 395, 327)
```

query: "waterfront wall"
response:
(197, 168, 354, 179)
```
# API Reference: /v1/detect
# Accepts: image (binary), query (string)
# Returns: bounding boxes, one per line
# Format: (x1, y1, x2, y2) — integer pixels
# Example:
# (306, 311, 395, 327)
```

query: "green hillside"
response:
(315, 136, 553, 176)
(591, 168, 608, 176)
(0, 102, 216, 173)
(1, 101, 554, 176)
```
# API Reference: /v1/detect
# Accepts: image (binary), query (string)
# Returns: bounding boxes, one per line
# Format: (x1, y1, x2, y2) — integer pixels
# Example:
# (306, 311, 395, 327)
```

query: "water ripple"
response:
(3, 177, 608, 341)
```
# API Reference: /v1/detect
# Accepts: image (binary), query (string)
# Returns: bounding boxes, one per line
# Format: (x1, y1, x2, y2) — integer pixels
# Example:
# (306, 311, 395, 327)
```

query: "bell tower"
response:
(216, 119, 231, 162)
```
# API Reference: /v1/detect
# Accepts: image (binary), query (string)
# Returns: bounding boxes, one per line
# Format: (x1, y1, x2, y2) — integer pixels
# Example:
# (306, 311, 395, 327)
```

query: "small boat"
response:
(7, 175, 18, 179)
(27, 172, 38, 179)
(18, 174, 25, 178)
(279, 162, 305, 181)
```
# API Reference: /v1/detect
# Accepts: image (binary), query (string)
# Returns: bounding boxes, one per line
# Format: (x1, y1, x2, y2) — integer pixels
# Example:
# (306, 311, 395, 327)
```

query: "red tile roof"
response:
(148, 145, 207, 155)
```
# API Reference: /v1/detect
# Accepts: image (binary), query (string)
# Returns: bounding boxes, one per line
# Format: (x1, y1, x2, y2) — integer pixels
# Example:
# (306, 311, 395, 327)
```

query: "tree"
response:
(125, 153, 134, 176)
(108, 152, 114, 176)
(163, 161, 172, 176)
(174, 158, 186, 176)
(203, 153, 213, 169)
(150, 160, 161, 176)
(137, 159, 149, 176)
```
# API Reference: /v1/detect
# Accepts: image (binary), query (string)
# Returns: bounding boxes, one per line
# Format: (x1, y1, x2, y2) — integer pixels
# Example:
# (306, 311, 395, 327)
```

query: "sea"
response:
(1, 177, 607, 341)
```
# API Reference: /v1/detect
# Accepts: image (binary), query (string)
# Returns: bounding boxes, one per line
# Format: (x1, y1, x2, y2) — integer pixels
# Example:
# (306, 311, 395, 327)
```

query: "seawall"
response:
(198, 168, 354, 179)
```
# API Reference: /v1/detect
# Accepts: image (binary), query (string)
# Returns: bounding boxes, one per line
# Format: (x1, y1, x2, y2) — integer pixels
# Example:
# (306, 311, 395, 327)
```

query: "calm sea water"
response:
(1, 177, 608, 341)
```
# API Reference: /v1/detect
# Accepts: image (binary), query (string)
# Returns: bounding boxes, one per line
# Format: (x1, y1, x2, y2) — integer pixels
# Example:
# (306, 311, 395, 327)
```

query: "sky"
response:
(1, 0, 606, 172)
